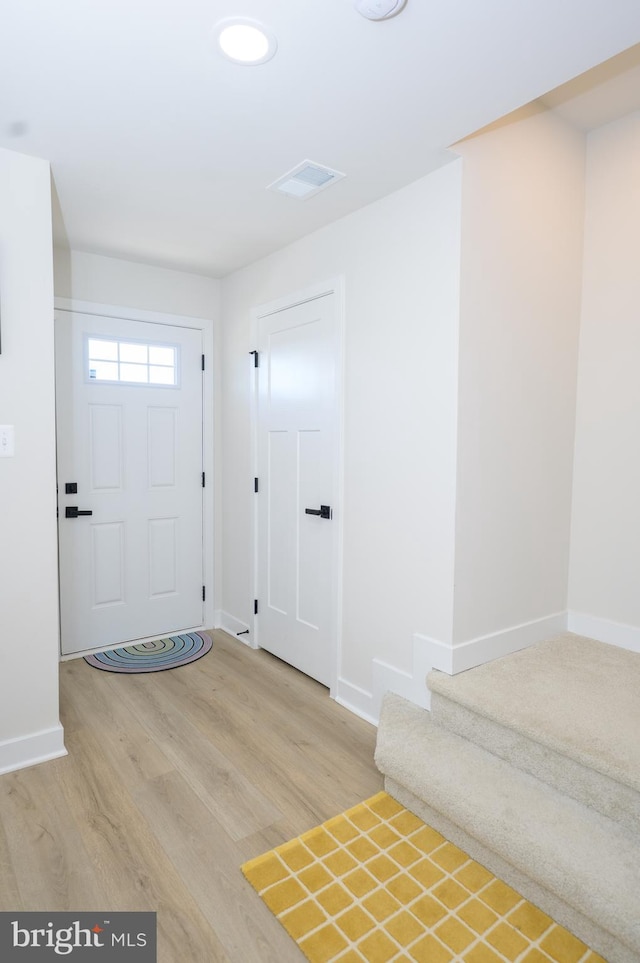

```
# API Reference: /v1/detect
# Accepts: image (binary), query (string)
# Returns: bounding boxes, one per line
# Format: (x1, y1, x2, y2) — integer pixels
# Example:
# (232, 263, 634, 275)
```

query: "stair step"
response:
(375, 692, 640, 963)
(428, 634, 640, 794)
(429, 689, 640, 833)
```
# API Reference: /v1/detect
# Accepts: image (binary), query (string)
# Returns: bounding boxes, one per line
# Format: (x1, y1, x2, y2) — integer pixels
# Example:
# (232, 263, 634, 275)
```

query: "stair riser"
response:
(385, 778, 638, 963)
(431, 691, 640, 835)
(375, 694, 640, 961)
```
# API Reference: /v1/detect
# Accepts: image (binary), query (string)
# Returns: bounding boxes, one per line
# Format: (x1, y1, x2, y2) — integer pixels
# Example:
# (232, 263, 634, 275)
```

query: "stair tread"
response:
(430, 687, 640, 832)
(428, 632, 640, 792)
(375, 692, 640, 954)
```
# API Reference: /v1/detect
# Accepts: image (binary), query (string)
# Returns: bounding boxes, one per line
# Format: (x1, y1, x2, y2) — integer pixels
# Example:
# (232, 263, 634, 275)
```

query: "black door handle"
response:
(65, 506, 93, 518)
(305, 505, 331, 519)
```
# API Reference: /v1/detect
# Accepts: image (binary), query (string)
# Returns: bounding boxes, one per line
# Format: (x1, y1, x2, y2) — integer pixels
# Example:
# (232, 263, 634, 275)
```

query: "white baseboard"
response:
(335, 634, 445, 725)
(373, 613, 567, 718)
(334, 679, 379, 726)
(217, 611, 257, 648)
(372, 634, 447, 716)
(334, 612, 570, 726)
(450, 611, 568, 673)
(567, 611, 640, 654)
(0, 724, 67, 776)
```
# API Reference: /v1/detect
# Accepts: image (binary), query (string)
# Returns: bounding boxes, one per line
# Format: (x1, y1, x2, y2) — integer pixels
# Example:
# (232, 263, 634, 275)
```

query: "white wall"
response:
(53, 249, 220, 320)
(568, 112, 640, 650)
(53, 249, 223, 623)
(452, 110, 586, 656)
(0, 149, 65, 773)
(220, 161, 463, 711)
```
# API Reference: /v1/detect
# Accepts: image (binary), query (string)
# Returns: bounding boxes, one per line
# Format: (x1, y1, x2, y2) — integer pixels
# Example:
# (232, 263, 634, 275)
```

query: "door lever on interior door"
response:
(305, 505, 331, 519)
(65, 507, 93, 518)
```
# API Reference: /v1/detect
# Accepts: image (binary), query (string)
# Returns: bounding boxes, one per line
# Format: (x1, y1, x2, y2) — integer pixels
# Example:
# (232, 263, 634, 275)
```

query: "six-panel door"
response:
(56, 312, 204, 655)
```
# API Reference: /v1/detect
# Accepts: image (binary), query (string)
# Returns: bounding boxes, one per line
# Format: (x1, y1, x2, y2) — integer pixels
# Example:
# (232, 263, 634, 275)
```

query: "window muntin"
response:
(87, 337, 178, 386)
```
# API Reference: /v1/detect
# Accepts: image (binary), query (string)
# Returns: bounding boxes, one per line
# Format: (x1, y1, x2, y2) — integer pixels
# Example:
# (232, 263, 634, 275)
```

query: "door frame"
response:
(54, 297, 216, 658)
(249, 277, 345, 697)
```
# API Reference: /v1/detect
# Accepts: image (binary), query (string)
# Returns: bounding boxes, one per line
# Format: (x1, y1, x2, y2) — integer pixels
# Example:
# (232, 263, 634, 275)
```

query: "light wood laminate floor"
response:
(0, 630, 382, 961)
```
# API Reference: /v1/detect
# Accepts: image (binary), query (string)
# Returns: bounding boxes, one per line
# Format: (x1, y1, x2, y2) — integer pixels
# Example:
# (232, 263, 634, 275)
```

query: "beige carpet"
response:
(428, 633, 640, 790)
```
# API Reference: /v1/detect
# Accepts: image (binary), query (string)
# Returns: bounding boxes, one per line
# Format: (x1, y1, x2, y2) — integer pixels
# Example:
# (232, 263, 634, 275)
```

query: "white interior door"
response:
(256, 291, 340, 687)
(56, 311, 204, 656)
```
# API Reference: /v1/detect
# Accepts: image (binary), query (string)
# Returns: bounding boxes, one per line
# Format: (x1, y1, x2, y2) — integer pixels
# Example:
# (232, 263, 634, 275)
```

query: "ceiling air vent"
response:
(268, 161, 346, 199)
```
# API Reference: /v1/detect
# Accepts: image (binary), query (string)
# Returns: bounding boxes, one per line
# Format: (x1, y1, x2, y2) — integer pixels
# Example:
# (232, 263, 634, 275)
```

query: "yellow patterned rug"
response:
(242, 792, 604, 963)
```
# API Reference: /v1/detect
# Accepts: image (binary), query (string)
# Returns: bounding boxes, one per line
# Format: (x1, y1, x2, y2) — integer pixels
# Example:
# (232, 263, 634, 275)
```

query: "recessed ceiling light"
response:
(213, 18, 277, 65)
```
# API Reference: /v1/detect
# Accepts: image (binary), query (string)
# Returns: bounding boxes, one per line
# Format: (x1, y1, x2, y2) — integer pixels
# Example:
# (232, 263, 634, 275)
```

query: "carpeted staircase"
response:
(375, 633, 640, 963)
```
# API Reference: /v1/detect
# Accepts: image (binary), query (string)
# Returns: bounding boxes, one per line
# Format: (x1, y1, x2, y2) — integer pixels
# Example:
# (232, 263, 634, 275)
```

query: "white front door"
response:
(56, 311, 204, 656)
(256, 291, 340, 687)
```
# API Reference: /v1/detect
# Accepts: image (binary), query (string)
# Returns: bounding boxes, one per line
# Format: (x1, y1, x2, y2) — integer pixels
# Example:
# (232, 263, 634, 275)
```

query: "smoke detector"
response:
(268, 161, 346, 200)
(355, 0, 407, 20)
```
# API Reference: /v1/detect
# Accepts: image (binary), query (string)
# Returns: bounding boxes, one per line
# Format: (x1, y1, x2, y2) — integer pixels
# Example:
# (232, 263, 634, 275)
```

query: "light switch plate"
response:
(0, 425, 15, 457)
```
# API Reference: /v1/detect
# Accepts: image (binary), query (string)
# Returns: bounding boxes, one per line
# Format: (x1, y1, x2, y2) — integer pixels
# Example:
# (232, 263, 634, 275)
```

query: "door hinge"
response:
(202, 471, 206, 488)
(201, 354, 205, 371)
(254, 599, 259, 615)
(254, 477, 259, 493)
(250, 350, 259, 368)
(202, 586, 206, 602)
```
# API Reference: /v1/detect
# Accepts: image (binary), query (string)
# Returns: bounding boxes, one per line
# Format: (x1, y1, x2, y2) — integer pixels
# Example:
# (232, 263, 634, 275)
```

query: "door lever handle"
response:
(65, 506, 93, 518)
(305, 505, 331, 519)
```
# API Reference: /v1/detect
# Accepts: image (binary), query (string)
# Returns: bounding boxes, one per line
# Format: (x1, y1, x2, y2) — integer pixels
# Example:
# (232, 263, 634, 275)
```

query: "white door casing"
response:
(56, 310, 205, 656)
(254, 284, 342, 689)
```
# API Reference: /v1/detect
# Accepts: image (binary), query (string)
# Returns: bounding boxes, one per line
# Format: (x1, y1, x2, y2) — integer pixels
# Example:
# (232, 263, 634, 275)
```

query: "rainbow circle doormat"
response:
(83, 631, 212, 673)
